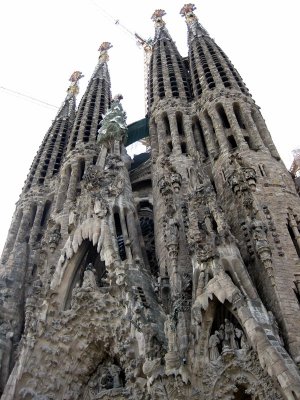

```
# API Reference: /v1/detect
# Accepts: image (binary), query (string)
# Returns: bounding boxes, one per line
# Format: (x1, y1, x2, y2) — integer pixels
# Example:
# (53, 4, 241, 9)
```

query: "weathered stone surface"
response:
(1, 5, 300, 400)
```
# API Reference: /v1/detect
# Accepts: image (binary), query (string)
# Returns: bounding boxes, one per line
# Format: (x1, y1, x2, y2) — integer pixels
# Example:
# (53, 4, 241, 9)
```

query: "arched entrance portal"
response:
(65, 240, 107, 309)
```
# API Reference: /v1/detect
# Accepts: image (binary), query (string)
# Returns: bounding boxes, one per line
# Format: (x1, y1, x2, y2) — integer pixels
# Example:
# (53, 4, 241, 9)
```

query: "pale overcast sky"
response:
(0, 0, 299, 253)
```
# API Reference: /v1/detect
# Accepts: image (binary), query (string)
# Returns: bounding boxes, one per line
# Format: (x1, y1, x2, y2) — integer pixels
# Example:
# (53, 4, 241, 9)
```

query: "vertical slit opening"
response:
(233, 103, 246, 129)
(79, 159, 85, 181)
(40, 200, 51, 227)
(176, 112, 184, 136)
(216, 104, 230, 129)
(227, 135, 237, 150)
(114, 212, 126, 261)
(163, 113, 171, 136)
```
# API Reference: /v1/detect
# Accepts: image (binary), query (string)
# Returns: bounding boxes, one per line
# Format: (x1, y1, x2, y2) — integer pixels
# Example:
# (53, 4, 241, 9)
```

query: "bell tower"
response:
(1, 4, 300, 400)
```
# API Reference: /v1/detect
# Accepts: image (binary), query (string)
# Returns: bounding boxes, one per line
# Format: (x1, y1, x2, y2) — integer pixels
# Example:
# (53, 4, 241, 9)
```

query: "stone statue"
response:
(251, 219, 269, 251)
(208, 331, 220, 361)
(224, 319, 238, 349)
(82, 263, 98, 289)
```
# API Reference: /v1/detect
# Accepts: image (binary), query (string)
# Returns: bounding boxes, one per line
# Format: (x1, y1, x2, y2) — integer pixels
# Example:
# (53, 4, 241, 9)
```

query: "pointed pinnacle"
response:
(180, 3, 198, 22)
(67, 71, 84, 96)
(98, 42, 113, 62)
(151, 9, 166, 27)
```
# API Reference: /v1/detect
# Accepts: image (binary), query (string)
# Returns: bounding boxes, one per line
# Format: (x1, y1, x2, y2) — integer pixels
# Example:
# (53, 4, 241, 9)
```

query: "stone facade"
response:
(1, 4, 300, 400)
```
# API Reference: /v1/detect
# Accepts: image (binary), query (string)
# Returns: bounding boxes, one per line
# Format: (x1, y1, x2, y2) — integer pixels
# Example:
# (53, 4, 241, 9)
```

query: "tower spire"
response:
(151, 9, 170, 43)
(148, 9, 191, 111)
(67, 42, 112, 151)
(23, 71, 83, 191)
(55, 71, 83, 119)
(181, 3, 249, 98)
(180, 3, 209, 38)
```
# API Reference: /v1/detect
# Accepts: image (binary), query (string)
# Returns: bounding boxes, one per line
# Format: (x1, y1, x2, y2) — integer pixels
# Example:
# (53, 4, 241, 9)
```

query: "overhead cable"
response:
(0, 86, 58, 109)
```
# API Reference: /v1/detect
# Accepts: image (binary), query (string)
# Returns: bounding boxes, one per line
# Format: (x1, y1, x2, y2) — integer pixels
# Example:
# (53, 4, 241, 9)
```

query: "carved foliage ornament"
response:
(98, 96, 127, 146)
(83, 165, 124, 198)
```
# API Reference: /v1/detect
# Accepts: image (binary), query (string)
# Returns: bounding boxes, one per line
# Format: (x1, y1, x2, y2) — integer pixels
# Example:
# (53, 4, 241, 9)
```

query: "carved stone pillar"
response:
(67, 162, 80, 202)
(168, 113, 182, 155)
(209, 110, 230, 153)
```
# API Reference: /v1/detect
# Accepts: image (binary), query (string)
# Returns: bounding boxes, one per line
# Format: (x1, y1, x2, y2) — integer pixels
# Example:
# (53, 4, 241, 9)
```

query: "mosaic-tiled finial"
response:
(113, 93, 123, 102)
(67, 71, 84, 96)
(151, 9, 166, 28)
(98, 42, 113, 62)
(180, 3, 198, 24)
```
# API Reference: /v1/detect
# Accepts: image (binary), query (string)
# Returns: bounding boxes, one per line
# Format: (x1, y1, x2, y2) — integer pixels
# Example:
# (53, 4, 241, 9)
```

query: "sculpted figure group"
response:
(208, 318, 247, 362)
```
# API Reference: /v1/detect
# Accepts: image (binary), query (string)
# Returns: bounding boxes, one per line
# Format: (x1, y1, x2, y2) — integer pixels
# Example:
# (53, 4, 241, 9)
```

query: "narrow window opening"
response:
(176, 112, 184, 136)
(163, 114, 171, 136)
(167, 142, 173, 154)
(227, 135, 237, 150)
(233, 103, 246, 129)
(79, 159, 85, 181)
(210, 215, 218, 233)
(181, 142, 187, 154)
(93, 156, 98, 165)
(156, 51, 165, 98)
(114, 212, 126, 261)
(244, 136, 252, 148)
(259, 165, 266, 177)
(40, 200, 51, 227)
(210, 180, 217, 193)
(216, 104, 230, 129)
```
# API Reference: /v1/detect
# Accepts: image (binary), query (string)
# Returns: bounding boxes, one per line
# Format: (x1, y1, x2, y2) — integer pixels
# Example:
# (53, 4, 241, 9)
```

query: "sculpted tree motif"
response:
(97, 94, 127, 147)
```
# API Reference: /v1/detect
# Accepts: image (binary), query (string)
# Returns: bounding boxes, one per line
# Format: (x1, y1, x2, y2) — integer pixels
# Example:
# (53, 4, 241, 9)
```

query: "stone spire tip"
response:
(67, 71, 84, 97)
(151, 9, 166, 27)
(98, 42, 113, 63)
(180, 3, 198, 22)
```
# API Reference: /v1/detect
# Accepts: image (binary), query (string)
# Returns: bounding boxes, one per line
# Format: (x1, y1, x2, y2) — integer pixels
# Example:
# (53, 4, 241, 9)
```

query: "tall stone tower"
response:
(1, 4, 300, 400)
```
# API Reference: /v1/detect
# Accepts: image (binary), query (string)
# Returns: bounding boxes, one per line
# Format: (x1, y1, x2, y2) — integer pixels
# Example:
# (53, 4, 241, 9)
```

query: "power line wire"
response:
(89, 0, 138, 41)
(0, 86, 58, 109)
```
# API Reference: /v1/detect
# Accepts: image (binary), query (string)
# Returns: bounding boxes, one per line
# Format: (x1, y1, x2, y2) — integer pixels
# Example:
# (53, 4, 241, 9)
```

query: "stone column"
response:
(149, 118, 159, 160)
(183, 114, 197, 156)
(1, 208, 23, 264)
(251, 108, 280, 159)
(168, 113, 182, 155)
(67, 162, 80, 202)
(199, 115, 218, 161)
(240, 104, 265, 150)
(16, 204, 36, 243)
(55, 166, 71, 212)
(224, 103, 248, 150)
(289, 213, 300, 250)
(126, 211, 143, 260)
(29, 203, 44, 244)
(156, 115, 168, 155)
(208, 110, 229, 153)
